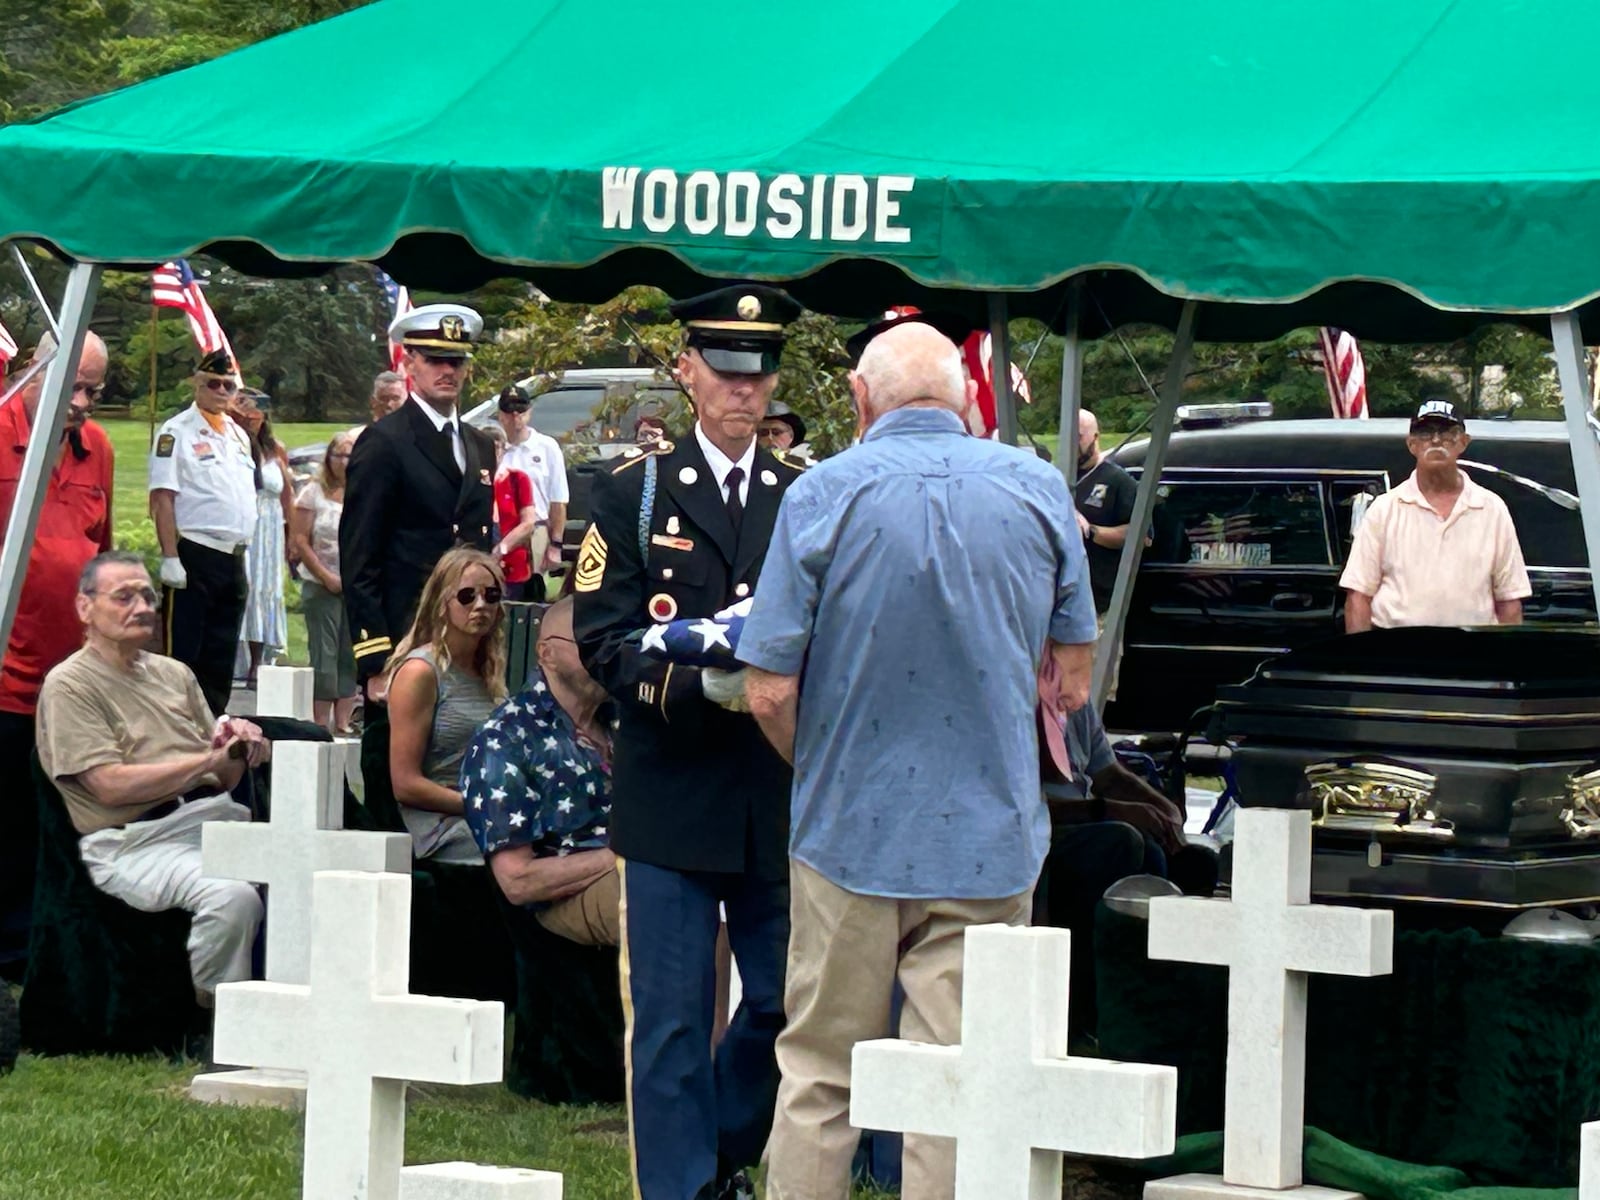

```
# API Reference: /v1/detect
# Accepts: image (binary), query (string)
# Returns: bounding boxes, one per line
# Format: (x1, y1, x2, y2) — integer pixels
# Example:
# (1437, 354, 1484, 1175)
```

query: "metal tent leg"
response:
(1057, 282, 1085, 488)
(1550, 313, 1600, 616)
(0, 262, 104, 656)
(1093, 301, 1196, 712)
(989, 294, 1018, 445)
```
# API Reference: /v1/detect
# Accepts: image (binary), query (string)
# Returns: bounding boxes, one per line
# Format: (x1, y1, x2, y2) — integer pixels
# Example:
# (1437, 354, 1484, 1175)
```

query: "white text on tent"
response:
(601, 168, 914, 244)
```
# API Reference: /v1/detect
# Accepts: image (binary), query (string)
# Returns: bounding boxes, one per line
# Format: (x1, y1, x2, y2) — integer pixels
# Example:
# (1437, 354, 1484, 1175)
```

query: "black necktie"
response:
(724, 466, 745, 534)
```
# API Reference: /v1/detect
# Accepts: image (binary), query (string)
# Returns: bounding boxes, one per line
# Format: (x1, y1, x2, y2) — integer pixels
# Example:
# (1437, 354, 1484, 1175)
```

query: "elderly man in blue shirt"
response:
(740, 318, 1098, 1200)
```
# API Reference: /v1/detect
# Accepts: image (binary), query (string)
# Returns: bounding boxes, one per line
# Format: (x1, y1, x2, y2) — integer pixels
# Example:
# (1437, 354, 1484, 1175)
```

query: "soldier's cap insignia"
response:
(574, 526, 608, 593)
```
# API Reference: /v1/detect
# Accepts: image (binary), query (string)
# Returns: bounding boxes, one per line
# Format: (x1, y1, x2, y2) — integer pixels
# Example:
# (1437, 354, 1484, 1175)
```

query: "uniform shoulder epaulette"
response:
(611, 441, 674, 474)
(773, 449, 809, 471)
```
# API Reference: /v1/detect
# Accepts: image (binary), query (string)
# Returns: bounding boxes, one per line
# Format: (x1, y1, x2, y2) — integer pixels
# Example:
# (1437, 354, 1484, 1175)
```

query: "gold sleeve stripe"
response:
(352, 637, 392, 658)
(574, 526, 608, 593)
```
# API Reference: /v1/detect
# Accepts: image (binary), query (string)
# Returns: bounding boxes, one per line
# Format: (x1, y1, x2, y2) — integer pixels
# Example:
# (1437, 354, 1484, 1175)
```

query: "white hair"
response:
(854, 323, 965, 417)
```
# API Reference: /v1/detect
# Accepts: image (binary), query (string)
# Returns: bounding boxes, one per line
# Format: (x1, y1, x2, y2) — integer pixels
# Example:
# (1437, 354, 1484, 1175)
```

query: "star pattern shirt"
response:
(460, 668, 612, 859)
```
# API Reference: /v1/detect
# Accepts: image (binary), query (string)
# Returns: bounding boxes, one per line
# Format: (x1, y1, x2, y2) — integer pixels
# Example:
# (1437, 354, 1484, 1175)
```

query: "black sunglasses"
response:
(420, 353, 467, 367)
(453, 585, 503, 607)
(203, 377, 240, 394)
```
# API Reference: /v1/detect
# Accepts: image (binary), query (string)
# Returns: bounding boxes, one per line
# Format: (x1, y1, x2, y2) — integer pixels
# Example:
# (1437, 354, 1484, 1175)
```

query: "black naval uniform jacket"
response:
(340, 397, 496, 683)
(573, 433, 805, 880)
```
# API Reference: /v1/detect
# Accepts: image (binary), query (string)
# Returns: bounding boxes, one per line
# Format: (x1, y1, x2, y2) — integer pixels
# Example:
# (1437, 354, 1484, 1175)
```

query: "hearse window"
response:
(1145, 481, 1330, 567)
(1331, 478, 1386, 555)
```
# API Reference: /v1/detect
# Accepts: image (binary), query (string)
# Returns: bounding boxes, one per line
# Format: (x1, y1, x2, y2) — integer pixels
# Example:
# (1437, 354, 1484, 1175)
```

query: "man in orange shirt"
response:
(0, 329, 113, 979)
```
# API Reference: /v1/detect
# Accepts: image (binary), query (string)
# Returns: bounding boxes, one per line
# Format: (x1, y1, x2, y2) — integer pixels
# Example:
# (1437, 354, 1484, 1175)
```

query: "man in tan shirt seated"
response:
(1341, 400, 1531, 632)
(36, 550, 271, 1002)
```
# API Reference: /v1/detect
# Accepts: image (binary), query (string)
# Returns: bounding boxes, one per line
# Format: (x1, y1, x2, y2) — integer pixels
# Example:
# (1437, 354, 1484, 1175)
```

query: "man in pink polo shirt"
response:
(1341, 399, 1530, 632)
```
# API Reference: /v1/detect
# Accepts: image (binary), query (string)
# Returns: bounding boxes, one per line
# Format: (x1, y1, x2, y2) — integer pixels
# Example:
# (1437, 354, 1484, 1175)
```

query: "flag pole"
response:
(148, 303, 158, 445)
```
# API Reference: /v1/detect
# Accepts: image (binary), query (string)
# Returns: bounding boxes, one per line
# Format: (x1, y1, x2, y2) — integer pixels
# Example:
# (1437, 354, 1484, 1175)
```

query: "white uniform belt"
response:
(183, 531, 251, 555)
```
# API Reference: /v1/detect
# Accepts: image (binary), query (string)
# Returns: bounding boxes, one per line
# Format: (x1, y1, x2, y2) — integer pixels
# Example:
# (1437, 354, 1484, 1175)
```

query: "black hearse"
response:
(1102, 416, 1592, 732)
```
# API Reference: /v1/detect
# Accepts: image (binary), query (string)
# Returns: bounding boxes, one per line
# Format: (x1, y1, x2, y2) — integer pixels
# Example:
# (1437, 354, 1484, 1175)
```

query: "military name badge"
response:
(649, 593, 678, 621)
(651, 534, 695, 552)
(155, 433, 175, 458)
(574, 526, 608, 593)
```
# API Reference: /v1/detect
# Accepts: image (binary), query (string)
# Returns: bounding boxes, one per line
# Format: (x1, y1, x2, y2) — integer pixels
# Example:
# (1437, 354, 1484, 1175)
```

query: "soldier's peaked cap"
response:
(671, 284, 800, 376)
(390, 303, 482, 359)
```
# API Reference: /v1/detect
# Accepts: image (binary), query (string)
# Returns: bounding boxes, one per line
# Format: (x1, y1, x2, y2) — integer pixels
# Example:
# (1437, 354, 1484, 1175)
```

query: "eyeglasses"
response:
(541, 635, 577, 647)
(1412, 427, 1463, 444)
(203, 378, 240, 395)
(420, 353, 466, 367)
(73, 382, 105, 402)
(90, 585, 159, 608)
(330, 451, 352, 460)
(452, 585, 504, 607)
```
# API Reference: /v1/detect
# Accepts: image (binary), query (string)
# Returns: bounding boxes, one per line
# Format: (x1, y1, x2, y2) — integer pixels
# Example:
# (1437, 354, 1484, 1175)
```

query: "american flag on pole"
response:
(0, 317, 17, 367)
(1319, 327, 1368, 419)
(377, 270, 413, 370)
(151, 260, 232, 358)
(959, 331, 1033, 439)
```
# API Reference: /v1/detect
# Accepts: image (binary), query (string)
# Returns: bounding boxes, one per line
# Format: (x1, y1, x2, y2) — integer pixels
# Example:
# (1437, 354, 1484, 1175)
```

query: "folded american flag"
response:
(637, 598, 750, 668)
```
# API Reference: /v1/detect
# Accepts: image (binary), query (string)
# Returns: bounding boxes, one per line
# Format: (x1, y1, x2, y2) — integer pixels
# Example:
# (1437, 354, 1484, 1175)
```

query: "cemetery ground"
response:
(0, 1037, 914, 1199)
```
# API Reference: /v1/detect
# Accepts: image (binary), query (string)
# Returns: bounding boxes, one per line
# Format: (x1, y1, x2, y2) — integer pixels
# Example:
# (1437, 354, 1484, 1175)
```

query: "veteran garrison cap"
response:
(195, 348, 238, 377)
(846, 307, 977, 366)
(390, 302, 482, 360)
(671, 284, 800, 376)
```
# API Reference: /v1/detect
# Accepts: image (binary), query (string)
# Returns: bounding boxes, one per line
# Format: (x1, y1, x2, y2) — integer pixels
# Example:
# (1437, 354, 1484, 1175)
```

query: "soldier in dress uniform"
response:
(340, 303, 496, 700)
(149, 348, 259, 716)
(573, 284, 808, 1200)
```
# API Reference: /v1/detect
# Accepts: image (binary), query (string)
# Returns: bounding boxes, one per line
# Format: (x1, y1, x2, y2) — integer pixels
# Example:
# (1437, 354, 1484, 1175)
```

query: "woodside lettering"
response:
(602, 167, 914, 243)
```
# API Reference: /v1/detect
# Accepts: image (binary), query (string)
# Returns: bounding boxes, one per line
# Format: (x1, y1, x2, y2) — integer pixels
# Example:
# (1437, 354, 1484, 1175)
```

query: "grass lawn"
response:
(0, 1050, 897, 1199)
(98, 418, 352, 669)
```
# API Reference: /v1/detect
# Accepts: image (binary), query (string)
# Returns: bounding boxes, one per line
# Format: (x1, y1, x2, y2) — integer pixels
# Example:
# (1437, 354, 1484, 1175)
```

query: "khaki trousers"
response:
(536, 865, 621, 946)
(763, 860, 1032, 1200)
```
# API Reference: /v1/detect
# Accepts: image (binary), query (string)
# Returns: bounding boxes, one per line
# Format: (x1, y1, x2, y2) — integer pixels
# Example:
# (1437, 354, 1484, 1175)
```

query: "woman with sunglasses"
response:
(385, 547, 508, 863)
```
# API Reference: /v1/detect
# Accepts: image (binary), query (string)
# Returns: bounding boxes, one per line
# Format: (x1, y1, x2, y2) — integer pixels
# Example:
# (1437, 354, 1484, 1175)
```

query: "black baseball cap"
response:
(1410, 399, 1465, 432)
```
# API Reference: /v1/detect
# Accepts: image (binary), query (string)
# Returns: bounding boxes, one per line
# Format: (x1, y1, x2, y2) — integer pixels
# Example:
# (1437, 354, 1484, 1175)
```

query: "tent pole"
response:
(1058, 281, 1085, 487)
(0, 262, 103, 657)
(988, 294, 1018, 445)
(1094, 300, 1196, 713)
(1549, 312, 1600, 614)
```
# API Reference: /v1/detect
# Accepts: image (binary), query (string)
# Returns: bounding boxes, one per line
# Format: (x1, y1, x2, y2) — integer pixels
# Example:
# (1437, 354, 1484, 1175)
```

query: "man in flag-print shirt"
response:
(461, 597, 618, 945)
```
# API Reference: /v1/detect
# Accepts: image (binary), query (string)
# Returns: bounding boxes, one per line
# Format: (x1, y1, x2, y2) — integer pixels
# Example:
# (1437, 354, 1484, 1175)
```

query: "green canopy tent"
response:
(5, 0, 1600, 702)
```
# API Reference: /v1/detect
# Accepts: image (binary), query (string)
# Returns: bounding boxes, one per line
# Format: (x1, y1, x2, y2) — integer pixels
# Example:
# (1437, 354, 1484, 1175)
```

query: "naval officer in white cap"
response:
(339, 302, 496, 699)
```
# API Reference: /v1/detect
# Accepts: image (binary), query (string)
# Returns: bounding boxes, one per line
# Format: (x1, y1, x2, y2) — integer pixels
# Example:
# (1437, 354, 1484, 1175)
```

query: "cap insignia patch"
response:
(737, 294, 762, 321)
(441, 315, 465, 341)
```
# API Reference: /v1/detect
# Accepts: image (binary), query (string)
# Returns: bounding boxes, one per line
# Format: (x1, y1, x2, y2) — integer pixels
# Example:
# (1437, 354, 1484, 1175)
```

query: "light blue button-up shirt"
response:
(738, 407, 1096, 899)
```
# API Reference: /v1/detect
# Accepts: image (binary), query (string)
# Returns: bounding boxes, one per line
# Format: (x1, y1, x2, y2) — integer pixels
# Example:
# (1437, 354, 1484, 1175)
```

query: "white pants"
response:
(77, 793, 262, 995)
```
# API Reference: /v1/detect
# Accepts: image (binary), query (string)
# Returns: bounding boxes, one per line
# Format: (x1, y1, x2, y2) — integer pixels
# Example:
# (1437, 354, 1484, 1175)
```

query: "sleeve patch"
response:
(155, 433, 175, 458)
(574, 525, 608, 593)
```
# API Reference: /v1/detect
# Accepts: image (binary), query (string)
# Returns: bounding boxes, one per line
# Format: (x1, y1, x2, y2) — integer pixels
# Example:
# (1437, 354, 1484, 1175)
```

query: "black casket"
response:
(1210, 626, 1600, 908)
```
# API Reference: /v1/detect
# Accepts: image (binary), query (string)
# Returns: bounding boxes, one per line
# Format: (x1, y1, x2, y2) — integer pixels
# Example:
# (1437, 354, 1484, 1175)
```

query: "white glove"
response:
(701, 667, 751, 712)
(159, 556, 187, 589)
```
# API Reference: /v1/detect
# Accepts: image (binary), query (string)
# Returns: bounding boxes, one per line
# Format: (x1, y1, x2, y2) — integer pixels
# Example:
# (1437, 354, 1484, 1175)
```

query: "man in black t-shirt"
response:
(1072, 409, 1139, 614)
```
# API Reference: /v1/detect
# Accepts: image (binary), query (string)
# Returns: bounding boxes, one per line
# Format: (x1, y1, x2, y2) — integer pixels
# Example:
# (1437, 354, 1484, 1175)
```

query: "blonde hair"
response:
(385, 547, 508, 700)
(318, 429, 356, 491)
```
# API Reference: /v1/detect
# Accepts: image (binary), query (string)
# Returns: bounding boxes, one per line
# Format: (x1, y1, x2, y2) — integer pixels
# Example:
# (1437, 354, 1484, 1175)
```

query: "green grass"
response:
(0, 1051, 896, 1198)
(99, 418, 351, 668)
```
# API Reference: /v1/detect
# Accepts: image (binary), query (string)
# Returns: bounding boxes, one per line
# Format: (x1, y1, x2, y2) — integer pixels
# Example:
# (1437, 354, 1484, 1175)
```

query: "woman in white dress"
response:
(232, 394, 291, 686)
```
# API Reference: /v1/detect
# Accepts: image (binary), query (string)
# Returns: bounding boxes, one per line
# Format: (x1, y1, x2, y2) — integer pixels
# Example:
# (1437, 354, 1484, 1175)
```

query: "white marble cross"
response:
(1580, 1122, 1600, 1200)
(400, 1162, 563, 1198)
(257, 664, 315, 721)
(213, 870, 505, 1200)
(851, 925, 1177, 1200)
(1147, 808, 1394, 1190)
(202, 739, 411, 983)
